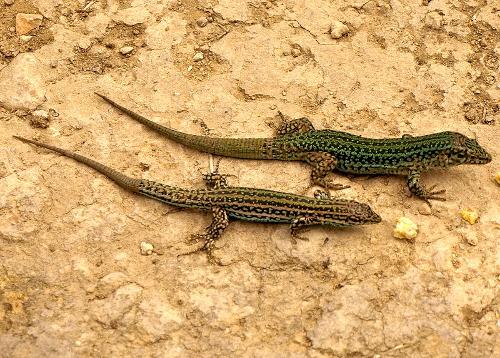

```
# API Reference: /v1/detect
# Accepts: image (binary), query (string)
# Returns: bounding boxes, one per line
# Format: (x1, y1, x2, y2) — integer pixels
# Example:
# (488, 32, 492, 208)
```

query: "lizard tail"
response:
(13, 136, 141, 192)
(95, 92, 271, 160)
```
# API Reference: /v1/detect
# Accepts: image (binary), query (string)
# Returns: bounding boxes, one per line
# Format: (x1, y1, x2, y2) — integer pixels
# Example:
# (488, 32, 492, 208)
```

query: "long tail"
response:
(13, 136, 140, 192)
(95, 93, 272, 159)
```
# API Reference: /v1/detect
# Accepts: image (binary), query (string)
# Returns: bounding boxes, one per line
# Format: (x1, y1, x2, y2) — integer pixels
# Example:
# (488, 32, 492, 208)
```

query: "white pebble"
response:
(330, 21, 349, 39)
(193, 52, 204, 61)
(140, 241, 154, 255)
(119, 46, 134, 55)
(19, 35, 32, 42)
(32, 109, 49, 119)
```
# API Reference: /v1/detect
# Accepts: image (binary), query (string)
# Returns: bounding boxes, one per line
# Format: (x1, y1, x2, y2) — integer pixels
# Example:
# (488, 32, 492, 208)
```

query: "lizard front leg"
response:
(202, 172, 230, 189)
(302, 152, 350, 190)
(407, 170, 446, 204)
(202, 157, 236, 189)
(313, 189, 331, 200)
(275, 116, 315, 136)
(289, 216, 320, 243)
(180, 206, 230, 264)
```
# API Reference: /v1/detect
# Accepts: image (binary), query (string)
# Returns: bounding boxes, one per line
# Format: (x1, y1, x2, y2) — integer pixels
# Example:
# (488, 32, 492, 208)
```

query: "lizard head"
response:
(448, 133, 492, 165)
(347, 202, 382, 225)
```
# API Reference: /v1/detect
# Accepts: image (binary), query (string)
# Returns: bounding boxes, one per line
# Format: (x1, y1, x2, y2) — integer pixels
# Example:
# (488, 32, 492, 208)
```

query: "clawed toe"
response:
(328, 183, 350, 190)
(186, 233, 206, 245)
(426, 186, 446, 201)
(421, 187, 447, 205)
(315, 179, 350, 191)
(291, 235, 309, 245)
(178, 236, 221, 264)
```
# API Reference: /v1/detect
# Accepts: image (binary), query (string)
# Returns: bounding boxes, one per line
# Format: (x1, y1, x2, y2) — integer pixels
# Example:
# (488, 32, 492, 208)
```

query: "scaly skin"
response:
(96, 93, 492, 203)
(14, 136, 381, 263)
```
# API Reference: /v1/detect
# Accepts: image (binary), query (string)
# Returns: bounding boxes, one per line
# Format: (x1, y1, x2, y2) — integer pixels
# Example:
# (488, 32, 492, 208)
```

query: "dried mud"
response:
(1, 0, 499, 357)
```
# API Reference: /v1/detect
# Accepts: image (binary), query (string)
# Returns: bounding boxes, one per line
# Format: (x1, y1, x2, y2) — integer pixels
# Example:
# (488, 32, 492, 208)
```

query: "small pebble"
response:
(78, 38, 92, 50)
(187, 65, 193, 71)
(291, 48, 301, 57)
(29, 109, 50, 128)
(460, 209, 479, 225)
(119, 46, 134, 55)
(424, 11, 443, 30)
(19, 35, 32, 42)
(494, 171, 500, 185)
(193, 52, 204, 61)
(48, 108, 59, 117)
(140, 241, 154, 256)
(196, 17, 208, 27)
(418, 203, 432, 215)
(466, 232, 479, 246)
(16, 13, 43, 36)
(393, 217, 418, 241)
(330, 21, 349, 39)
(32, 109, 49, 119)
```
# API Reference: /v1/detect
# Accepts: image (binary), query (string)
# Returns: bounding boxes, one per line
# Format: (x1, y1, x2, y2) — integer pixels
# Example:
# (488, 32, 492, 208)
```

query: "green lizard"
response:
(95, 94, 492, 204)
(14, 136, 381, 262)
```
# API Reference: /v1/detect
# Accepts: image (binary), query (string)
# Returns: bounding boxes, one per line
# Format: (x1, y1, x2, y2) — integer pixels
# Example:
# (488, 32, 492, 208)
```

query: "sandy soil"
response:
(1, 0, 499, 357)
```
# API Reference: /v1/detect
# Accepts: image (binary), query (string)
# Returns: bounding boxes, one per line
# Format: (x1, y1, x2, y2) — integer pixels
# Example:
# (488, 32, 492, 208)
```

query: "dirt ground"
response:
(1, 0, 499, 357)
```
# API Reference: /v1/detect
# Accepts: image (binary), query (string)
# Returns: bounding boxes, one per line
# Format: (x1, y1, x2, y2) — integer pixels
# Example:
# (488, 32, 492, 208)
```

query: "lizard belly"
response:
(335, 158, 411, 175)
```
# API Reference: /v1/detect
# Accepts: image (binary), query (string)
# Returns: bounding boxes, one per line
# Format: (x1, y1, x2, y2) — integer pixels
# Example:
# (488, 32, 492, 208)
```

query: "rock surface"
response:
(0, 53, 46, 110)
(15, 13, 43, 35)
(0, 0, 499, 357)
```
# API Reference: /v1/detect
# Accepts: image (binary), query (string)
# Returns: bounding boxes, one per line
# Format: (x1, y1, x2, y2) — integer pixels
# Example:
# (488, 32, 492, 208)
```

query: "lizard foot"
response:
(290, 226, 311, 244)
(179, 235, 222, 265)
(185, 233, 206, 245)
(421, 185, 446, 205)
(315, 178, 350, 190)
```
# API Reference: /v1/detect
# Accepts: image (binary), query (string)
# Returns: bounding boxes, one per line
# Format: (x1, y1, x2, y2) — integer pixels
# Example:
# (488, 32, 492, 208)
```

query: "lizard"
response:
(13, 135, 381, 263)
(95, 93, 492, 204)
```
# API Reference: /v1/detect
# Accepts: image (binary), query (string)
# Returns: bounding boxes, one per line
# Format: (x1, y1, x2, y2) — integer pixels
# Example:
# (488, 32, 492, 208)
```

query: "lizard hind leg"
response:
(178, 206, 230, 264)
(303, 152, 350, 190)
